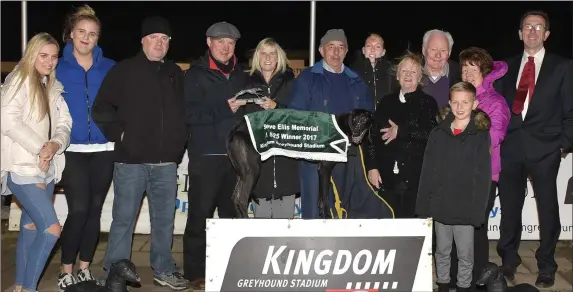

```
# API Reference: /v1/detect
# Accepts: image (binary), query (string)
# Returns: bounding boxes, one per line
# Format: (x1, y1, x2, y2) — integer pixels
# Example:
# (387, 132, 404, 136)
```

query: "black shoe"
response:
(456, 286, 471, 292)
(436, 283, 449, 292)
(535, 273, 555, 288)
(500, 265, 516, 280)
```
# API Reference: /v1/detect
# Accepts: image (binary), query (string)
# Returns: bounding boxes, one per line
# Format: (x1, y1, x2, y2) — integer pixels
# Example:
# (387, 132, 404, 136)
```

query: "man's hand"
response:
(39, 142, 60, 161)
(381, 119, 398, 145)
(259, 97, 277, 110)
(228, 97, 247, 113)
(367, 169, 383, 189)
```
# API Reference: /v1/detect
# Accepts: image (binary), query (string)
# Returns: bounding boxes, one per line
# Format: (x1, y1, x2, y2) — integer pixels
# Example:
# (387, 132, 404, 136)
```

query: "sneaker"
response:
(57, 273, 77, 291)
(77, 268, 96, 282)
(153, 271, 190, 291)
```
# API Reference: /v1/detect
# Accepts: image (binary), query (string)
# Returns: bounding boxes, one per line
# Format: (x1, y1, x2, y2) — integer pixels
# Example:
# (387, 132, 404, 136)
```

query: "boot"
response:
(436, 283, 449, 292)
(456, 286, 471, 292)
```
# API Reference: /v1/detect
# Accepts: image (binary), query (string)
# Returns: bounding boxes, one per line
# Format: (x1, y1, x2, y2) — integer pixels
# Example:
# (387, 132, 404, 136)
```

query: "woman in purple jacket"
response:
(459, 47, 511, 290)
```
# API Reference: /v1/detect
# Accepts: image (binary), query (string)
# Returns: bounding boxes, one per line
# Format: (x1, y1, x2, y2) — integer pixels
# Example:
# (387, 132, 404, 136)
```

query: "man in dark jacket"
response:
(182, 21, 247, 290)
(421, 29, 462, 109)
(289, 29, 393, 220)
(91, 16, 189, 291)
(350, 33, 396, 108)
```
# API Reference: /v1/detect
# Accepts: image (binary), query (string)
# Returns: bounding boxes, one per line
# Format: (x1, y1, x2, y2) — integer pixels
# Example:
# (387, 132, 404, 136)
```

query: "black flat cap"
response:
(141, 16, 171, 38)
(205, 22, 241, 40)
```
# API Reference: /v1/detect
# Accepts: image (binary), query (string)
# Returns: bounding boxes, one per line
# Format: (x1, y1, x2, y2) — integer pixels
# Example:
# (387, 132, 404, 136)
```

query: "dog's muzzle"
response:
(352, 130, 368, 144)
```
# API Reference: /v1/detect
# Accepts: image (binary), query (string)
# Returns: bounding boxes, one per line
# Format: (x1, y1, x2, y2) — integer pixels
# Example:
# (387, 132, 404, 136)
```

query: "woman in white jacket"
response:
(1, 32, 72, 292)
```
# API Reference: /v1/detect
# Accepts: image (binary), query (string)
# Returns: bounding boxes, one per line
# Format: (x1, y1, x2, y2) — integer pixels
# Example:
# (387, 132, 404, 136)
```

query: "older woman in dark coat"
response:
(364, 51, 439, 218)
(243, 38, 300, 218)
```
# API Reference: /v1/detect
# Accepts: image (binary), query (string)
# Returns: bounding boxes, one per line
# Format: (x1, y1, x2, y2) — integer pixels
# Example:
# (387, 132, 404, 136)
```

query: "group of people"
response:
(0, 4, 571, 292)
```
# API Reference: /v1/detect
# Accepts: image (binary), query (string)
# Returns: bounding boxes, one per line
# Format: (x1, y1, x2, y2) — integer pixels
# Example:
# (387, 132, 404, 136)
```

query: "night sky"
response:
(1, 1, 572, 65)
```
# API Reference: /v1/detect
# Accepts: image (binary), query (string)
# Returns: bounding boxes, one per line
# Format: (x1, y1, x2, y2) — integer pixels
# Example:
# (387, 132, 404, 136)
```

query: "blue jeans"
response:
(103, 163, 177, 277)
(7, 174, 58, 292)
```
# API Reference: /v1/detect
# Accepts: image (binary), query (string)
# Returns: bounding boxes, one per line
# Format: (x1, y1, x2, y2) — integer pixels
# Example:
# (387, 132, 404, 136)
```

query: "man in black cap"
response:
(92, 16, 190, 291)
(182, 21, 247, 289)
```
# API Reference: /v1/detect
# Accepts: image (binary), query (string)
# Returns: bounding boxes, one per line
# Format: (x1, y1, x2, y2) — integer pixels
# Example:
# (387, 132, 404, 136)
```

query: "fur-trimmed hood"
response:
(438, 107, 491, 134)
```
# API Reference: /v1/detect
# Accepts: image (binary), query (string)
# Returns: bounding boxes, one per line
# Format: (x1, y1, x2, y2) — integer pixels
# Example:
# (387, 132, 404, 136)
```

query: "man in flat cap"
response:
(288, 29, 393, 220)
(92, 16, 190, 290)
(182, 21, 247, 290)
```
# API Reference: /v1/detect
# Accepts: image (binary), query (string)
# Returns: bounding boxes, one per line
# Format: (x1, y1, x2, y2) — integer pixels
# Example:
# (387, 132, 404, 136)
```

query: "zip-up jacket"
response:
(350, 56, 397, 107)
(91, 51, 188, 164)
(183, 51, 248, 156)
(56, 43, 115, 145)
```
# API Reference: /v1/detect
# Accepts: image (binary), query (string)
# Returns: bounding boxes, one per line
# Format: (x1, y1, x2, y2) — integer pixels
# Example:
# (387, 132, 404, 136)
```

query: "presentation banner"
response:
(205, 219, 433, 292)
(8, 154, 573, 240)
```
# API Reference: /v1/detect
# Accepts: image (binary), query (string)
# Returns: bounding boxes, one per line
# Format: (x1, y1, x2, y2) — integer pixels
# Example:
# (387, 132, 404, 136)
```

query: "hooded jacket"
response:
(1, 70, 72, 193)
(475, 61, 511, 182)
(416, 110, 492, 227)
(56, 43, 115, 145)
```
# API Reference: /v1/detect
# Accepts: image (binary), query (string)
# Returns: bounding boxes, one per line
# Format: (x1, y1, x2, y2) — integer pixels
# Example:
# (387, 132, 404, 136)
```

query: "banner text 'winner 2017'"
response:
(245, 109, 349, 162)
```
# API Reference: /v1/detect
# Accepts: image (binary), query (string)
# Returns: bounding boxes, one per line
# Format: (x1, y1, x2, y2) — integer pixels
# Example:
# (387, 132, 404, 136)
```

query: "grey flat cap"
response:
(320, 29, 348, 47)
(206, 22, 241, 40)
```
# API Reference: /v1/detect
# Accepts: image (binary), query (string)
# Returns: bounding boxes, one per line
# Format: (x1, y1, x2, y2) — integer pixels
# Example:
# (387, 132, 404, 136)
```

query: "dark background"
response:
(1, 1, 573, 65)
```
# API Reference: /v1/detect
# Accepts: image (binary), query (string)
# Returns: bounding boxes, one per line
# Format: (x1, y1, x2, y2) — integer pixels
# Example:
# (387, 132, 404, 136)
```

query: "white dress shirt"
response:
(516, 47, 545, 119)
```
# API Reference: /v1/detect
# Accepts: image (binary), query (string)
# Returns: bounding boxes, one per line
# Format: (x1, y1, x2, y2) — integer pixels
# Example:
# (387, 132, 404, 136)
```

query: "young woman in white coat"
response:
(1, 32, 72, 292)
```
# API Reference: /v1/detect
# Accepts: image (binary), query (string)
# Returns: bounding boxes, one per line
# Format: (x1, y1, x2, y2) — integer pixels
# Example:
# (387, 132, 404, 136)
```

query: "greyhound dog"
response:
(64, 259, 140, 292)
(227, 109, 373, 219)
(476, 262, 540, 292)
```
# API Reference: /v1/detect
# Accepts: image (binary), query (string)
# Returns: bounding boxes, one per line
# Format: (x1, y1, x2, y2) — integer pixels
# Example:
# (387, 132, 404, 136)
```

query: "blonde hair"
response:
(365, 33, 384, 45)
(250, 38, 290, 76)
(62, 4, 100, 43)
(11, 33, 60, 121)
(450, 81, 477, 100)
(392, 50, 425, 87)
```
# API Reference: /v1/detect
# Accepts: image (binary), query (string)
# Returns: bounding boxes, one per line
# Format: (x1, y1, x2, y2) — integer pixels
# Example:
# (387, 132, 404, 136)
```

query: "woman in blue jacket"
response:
(55, 5, 116, 290)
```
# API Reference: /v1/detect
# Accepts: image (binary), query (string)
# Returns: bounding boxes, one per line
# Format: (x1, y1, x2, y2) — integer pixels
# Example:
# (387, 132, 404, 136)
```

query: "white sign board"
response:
(205, 218, 433, 292)
(7, 154, 573, 240)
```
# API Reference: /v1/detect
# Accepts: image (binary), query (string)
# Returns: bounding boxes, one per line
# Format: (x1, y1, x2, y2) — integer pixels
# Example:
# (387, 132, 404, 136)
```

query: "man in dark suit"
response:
(495, 10, 573, 288)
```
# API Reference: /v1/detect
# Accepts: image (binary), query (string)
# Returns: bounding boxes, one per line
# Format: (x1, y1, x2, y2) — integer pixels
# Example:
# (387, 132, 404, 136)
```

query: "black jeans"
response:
(183, 155, 237, 280)
(447, 181, 497, 289)
(59, 151, 114, 265)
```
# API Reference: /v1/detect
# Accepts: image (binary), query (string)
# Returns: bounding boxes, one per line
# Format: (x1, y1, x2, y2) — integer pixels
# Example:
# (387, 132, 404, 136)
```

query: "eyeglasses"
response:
(522, 24, 546, 31)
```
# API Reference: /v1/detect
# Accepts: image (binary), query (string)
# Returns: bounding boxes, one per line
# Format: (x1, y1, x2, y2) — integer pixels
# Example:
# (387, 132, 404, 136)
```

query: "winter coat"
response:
(364, 88, 439, 190)
(475, 61, 511, 182)
(243, 68, 300, 199)
(416, 110, 492, 227)
(350, 56, 397, 107)
(1, 70, 72, 194)
(183, 51, 248, 156)
(91, 51, 188, 164)
(288, 60, 374, 114)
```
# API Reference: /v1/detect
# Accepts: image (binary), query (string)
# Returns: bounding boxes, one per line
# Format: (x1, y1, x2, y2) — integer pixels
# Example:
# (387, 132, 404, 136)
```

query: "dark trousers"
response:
(497, 150, 562, 275)
(446, 181, 497, 289)
(385, 180, 418, 219)
(183, 155, 237, 280)
(59, 151, 114, 265)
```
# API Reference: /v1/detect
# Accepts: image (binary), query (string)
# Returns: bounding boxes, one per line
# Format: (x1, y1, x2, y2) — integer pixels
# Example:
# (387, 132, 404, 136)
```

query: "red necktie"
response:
(512, 56, 536, 115)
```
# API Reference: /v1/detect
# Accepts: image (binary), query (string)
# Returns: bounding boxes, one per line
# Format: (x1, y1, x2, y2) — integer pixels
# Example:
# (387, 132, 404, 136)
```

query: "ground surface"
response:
(1, 220, 572, 292)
